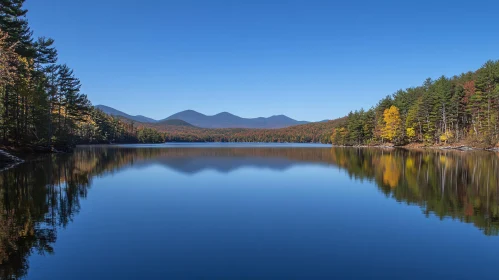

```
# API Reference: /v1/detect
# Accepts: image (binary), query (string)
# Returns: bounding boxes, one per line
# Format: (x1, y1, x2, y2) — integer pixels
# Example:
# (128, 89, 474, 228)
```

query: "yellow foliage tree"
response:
(439, 131, 453, 143)
(406, 127, 416, 140)
(381, 106, 402, 142)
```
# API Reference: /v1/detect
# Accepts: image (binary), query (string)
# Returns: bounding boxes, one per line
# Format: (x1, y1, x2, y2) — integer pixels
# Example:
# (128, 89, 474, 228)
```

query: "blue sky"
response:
(25, 0, 499, 121)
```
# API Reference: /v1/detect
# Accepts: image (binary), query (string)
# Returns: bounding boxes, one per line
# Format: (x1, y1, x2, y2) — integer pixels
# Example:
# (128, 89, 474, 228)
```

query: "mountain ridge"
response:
(95, 105, 158, 123)
(95, 105, 309, 129)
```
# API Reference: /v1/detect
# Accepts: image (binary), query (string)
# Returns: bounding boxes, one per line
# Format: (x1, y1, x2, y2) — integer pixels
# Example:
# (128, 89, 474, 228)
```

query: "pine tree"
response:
(475, 61, 499, 143)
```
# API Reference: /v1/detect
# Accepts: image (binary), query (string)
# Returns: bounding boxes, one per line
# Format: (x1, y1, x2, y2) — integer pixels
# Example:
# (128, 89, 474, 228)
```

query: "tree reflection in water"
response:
(0, 146, 498, 279)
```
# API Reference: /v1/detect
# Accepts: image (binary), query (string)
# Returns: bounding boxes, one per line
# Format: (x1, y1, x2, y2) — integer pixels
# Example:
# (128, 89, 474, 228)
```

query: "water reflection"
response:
(0, 153, 87, 279)
(0, 146, 498, 279)
(116, 147, 336, 173)
(330, 148, 499, 236)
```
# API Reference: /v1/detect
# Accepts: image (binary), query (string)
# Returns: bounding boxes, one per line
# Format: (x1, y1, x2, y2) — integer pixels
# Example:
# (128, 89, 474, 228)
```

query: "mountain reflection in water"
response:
(0, 145, 498, 279)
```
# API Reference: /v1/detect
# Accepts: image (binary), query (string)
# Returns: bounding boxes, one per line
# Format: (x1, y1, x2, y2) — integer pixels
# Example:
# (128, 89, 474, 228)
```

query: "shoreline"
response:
(2, 142, 498, 172)
(331, 143, 499, 152)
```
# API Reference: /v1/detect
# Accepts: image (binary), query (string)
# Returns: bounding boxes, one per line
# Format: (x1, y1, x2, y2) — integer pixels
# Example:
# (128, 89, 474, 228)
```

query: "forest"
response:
(147, 117, 345, 144)
(3, 1, 499, 150)
(332, 60, 499, 148)
(139, 60, 499, 146)
(0, 0, 164, 151)
(0, 0, 335, 149)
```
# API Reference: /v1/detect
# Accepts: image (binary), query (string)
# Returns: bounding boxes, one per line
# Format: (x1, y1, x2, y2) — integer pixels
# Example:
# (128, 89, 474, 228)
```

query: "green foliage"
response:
(0, 0, 165, 147)
(332, 60, 499, 147)
(137, 127, 164, 143)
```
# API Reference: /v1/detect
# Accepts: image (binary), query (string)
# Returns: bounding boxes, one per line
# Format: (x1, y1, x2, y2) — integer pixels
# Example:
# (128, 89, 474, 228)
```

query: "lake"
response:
(1, 144, 498, 279)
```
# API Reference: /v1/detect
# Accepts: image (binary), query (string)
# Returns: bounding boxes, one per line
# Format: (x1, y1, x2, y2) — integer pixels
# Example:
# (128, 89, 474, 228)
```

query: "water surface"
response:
(1, 144, 498, 279)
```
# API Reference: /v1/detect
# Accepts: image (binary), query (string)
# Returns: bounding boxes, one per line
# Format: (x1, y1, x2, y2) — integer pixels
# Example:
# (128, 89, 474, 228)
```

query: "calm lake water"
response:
(1, 144, 499, 279)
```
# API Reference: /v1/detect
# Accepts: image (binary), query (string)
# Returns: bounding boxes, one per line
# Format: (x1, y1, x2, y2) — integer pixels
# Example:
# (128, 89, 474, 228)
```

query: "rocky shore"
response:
(332, 143, 499, 152)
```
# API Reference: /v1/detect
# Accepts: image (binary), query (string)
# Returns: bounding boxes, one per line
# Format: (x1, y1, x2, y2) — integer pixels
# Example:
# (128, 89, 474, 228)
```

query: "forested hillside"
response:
(0, 1, 163, 150)
(147, 118, 345, 143)
(3, 1, 498, 149)
(95, 105, 158, 123)
(332, 60, 499, 148)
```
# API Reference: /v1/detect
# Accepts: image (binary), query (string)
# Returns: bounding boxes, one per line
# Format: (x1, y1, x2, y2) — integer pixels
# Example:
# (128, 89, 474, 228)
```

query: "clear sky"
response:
(25, 0, 499, 121)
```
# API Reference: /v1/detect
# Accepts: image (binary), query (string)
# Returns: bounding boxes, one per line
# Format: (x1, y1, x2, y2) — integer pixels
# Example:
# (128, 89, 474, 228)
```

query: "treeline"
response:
(81, 111, 164, 144)
(332, 60, 499, 147)
(0, 1, 164, 150)
(149, 118, 345, 143)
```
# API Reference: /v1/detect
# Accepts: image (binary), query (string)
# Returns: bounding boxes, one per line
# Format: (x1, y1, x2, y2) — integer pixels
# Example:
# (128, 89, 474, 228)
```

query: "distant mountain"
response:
(96, 105, 309, 129)
(95, 105, 158, 123)
(163, 110, 308, 129)
(156, 119, 194, 127)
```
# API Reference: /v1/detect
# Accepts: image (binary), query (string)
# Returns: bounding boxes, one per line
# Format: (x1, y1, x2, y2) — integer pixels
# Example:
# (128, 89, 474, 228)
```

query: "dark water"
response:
(1, 144, 499, 280)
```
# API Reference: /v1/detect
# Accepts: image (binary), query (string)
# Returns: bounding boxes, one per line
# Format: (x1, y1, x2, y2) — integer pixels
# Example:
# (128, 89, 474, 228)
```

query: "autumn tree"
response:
(381, 105, 402, 143)
(333, 60, 499, 148)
